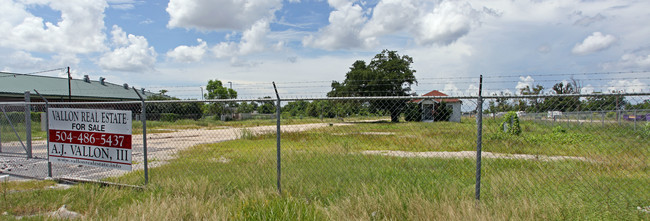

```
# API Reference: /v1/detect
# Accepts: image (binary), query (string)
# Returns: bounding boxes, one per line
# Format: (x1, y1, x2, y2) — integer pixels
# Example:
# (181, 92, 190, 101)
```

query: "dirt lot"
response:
(1, 120, 594, 182)
(0, 123, 348, 181)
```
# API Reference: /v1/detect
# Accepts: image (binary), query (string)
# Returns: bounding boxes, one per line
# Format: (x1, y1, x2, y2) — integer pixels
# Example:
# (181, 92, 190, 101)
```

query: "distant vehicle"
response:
(624, 114, 650, 121)
(516, 111, 526, 117)
(547, 111, 562, 118)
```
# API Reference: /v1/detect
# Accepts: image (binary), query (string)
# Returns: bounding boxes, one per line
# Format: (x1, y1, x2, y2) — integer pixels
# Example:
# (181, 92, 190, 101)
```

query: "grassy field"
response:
(0, 122, 47, 143)
(1, 118, 649, 220)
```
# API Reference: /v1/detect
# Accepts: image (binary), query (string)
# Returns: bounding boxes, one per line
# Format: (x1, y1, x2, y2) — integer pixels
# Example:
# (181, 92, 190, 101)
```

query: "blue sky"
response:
(1, 0, 649, 99)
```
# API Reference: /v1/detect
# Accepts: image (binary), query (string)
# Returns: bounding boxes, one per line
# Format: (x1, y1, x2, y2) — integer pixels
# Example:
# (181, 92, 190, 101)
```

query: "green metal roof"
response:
(0, 72, 157, 101)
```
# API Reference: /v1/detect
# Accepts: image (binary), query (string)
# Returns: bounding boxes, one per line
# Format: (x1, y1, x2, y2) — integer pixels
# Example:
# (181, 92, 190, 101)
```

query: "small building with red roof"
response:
(411, 90, 462, 122)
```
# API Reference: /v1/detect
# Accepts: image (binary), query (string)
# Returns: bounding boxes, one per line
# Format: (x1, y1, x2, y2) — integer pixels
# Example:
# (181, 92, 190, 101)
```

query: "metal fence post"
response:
(553, 115, 556, 126)
(475, 75, 483, 201)
(0, 107, 2, 153)
(133, 88, 149, 185)
(634, 110, 637, 130)
(34, 90, 52, 177)
(24, 91, 32, 158)
(566, 114, 569, 128)
(272, 82, 282, 195)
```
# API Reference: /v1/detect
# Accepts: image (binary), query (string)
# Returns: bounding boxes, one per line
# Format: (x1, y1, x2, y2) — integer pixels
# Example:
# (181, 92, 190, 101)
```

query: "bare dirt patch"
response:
(332, 132, 396, 136)
(361, 150, 593, 162)
(0, 122, 352, 180)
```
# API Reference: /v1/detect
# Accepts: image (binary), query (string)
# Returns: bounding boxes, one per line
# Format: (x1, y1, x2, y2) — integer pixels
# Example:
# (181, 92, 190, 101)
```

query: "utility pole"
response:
(228, 81, 233, 99)
(67, 67, 71, 101)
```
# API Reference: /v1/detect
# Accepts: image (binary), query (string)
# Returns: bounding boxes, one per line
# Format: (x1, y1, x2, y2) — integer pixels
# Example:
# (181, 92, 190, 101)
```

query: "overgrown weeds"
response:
(2, 119, 648, 220)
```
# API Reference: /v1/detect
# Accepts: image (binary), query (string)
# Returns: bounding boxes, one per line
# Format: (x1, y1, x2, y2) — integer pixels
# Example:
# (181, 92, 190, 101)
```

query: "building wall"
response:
(450, 102, 461, 122)
(419, 100, 462, 122)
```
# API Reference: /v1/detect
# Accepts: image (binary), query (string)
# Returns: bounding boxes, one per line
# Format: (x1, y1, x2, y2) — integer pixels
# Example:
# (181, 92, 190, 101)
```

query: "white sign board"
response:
(48, 108, 133, 170)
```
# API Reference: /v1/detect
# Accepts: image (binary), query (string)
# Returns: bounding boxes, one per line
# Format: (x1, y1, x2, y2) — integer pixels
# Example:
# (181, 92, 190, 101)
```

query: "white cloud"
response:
(617, 52, 650, 69)
(0, 0, 107, 54)
(328, 0, 353, 9)
(98, 25, 157, 72)
(515, 76, 535, 95)
(210, 20, 276, 62)
(167, 39, 208, 63)
(581, 84, 594, 94)
(572, 32, 617, 55)
(303, 2, 373, 50)
(166, 0, 281, 31)
(110, 25, 130, 46)
(607, 79, 648, 93)
(110, 3, 134, 10)
(53, 53, 80, 66)
(489, 89, 513, 96)
(538, 45, 551, 53)
(5, 51, 43, 69)
(56, 69, 83, 79)
(466, 84, 479, 96)
(572, 12, 606, 27)
(412, 1, 479, 46)
(107, 0, 141, 10)
(239, 20, 271, 55)
(212, 42, 238, 59)
(442, 82, 460, 95)
(305, 0, 482, 50)
(360, 0, 419, 37)
(140, 18, 154, 25)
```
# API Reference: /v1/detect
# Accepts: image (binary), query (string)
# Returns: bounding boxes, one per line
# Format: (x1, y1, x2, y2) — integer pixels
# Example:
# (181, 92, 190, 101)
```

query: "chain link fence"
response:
(0, 103, 32, 157)
(480, 94, 649, 218)
(1, 92, 648, 216)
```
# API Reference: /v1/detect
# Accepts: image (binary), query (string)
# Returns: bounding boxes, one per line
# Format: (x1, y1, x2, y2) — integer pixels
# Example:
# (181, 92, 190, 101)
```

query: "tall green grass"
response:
(2, 120, 648, 220)
(1, 121, 47, 142)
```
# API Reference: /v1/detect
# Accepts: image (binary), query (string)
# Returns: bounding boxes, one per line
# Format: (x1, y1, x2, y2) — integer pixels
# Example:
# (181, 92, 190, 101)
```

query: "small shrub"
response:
(552, 126, 566, 133)
(404, 103, 421, 122)
(30, 112, 42, 122)
(239, 128, 255, 140)
(434, 102, 453, 121)
(500, 111, 521, 135)
(160, 113, 179, 122)
(0, 112, 25, 124)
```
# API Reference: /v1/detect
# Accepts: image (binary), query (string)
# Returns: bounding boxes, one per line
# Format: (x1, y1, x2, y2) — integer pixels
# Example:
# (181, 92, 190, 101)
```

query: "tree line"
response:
(486, 79, 648, 114)
(148, 49, 649, 122)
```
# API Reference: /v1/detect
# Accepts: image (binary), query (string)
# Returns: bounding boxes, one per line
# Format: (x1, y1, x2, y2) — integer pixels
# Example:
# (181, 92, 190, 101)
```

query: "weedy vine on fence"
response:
(500, 111, 521, 135)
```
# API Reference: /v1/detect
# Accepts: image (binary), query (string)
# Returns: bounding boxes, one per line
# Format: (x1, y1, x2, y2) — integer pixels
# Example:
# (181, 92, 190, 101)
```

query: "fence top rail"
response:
(0, 92, 647, 106)
(0, 100, 143, 106)
(481, 92, 650, 99)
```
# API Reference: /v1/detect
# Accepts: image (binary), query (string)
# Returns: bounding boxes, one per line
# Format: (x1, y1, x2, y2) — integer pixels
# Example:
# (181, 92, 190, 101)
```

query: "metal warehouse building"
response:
(0, 72, 157, 102)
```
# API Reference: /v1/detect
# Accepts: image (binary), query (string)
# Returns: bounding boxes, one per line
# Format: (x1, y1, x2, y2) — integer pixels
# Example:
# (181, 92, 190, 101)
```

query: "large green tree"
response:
(204, 79, 237, 116)
(145, 90, 202, 121)
(257, 96, 276, 114)
(544, 80, 581, 112)
(583, 93, 627, 111)
(205, 79, 237, 99)
(328, 50, 417, 122)
(487, 91, 515, 113)
(519, 84, 544, 112)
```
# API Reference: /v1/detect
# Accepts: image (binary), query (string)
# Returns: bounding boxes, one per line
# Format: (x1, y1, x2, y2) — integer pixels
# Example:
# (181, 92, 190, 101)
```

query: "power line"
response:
(24, 67, 67, 75)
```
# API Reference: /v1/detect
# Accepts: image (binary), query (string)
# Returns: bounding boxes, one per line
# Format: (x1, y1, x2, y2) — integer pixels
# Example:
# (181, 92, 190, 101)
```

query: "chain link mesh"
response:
(480, 94, 649, 218)
(0, 93, 648, 218)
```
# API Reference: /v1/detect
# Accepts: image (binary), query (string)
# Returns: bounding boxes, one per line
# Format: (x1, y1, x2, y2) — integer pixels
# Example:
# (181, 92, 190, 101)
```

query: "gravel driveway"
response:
(0, 123, 346, 181)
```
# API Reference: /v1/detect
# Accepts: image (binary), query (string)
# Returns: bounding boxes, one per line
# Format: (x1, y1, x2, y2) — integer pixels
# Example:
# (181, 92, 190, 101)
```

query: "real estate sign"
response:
(48, 108, 133, 170)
